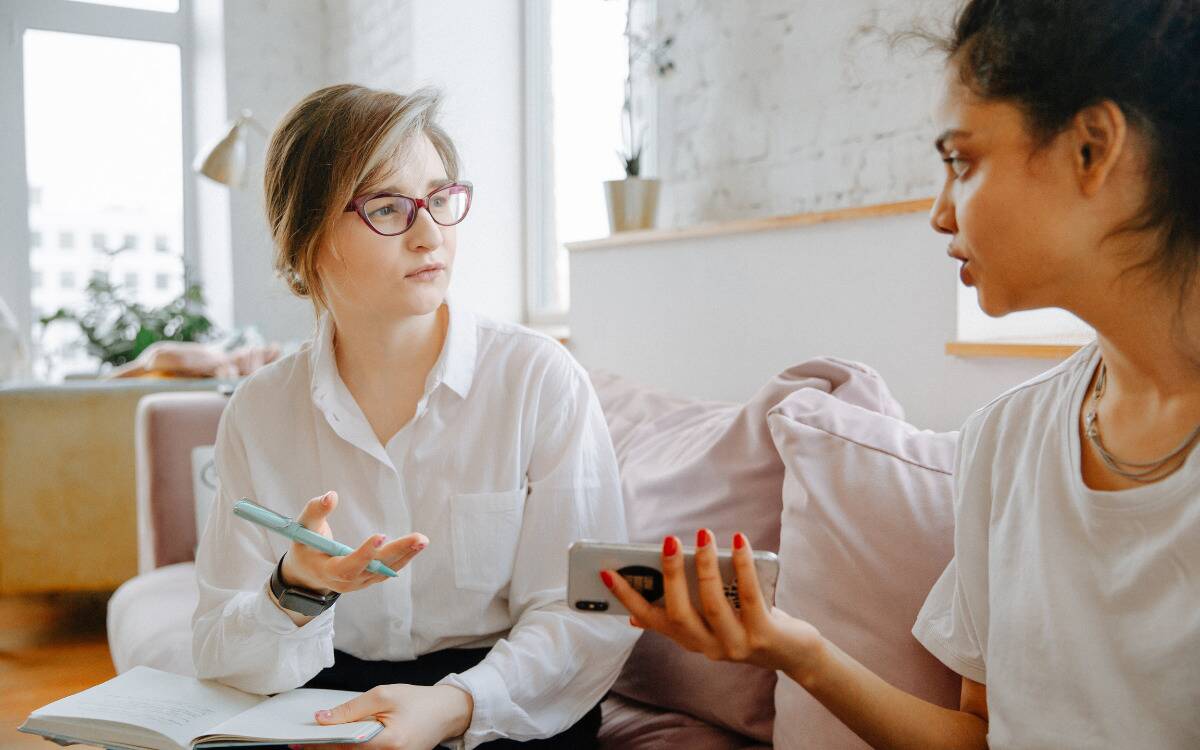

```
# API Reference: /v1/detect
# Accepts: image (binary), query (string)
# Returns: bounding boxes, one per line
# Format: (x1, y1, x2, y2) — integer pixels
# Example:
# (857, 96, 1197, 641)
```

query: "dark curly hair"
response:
(935, 0, 1200, 294)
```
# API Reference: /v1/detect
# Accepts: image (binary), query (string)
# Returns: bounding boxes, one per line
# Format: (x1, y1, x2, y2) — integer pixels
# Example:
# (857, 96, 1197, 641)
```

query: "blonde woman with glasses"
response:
(191, 84, 637, 750)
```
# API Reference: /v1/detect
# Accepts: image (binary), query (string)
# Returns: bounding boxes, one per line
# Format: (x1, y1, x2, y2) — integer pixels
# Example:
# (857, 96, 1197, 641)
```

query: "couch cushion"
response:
(599, 694, 769, 750)
(767, 390, 960, 749)
(107, 562, 198, 677)
(590, 358, 903, 743)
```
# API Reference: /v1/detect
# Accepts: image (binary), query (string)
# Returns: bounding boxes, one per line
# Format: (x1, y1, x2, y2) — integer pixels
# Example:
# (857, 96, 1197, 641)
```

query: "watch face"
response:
(280, 589, 337, 617)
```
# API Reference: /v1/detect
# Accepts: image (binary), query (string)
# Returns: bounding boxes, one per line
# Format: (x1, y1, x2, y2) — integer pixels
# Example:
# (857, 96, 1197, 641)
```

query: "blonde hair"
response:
(263, 84, 461, 314)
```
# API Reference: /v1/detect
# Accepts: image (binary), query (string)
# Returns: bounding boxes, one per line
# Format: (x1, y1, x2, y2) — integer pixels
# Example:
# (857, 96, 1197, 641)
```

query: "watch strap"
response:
(270, 554, 340, 617)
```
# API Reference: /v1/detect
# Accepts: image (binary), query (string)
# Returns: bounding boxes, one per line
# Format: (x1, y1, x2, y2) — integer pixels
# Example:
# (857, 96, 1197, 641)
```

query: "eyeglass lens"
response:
(362, 183, 470, 235)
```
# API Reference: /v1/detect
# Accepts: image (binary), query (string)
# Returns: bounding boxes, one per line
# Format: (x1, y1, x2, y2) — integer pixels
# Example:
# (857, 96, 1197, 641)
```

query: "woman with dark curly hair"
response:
(607, 1, 1200, 747)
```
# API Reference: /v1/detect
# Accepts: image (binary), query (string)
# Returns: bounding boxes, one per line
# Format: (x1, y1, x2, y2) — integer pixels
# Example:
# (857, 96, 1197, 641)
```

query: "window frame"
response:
(0, 0, 198, 345)
(522, 0, 659, 328)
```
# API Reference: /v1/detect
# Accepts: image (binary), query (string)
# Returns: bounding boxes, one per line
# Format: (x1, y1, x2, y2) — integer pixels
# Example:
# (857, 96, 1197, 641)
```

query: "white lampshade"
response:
(193, 110, 262, 187)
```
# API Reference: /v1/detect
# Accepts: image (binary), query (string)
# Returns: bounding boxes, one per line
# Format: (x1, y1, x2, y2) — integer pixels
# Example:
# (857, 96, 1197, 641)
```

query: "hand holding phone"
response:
(578, 531, 823, 680)
(567, 538, 779, 616)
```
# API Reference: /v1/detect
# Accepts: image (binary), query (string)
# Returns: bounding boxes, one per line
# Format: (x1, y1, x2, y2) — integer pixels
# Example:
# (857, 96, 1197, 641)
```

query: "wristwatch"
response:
(270, 554, 340, 617)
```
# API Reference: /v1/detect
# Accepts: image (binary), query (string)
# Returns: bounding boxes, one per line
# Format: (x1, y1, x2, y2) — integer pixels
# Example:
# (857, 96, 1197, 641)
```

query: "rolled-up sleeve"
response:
(191, 397, 337, 695)
(438, 353, 640, 748)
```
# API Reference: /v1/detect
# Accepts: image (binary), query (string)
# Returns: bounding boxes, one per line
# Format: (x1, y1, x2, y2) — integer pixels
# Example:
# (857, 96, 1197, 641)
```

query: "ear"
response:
(1071, 100, 1128, 197)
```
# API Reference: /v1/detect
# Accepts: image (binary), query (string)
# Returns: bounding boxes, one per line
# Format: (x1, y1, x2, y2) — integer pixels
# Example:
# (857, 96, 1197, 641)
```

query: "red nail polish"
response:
(663, 536, 678, 556)
(733, 533, 746, 550)
(600, 570, 614, 589)
(697, 529, 709, 547)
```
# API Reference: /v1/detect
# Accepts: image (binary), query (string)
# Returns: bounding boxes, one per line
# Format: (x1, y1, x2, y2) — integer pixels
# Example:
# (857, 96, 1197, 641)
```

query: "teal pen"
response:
(232, 498, 399, 577)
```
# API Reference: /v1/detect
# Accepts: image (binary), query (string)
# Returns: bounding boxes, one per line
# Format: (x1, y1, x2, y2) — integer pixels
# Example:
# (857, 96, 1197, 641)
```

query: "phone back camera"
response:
(575, 600, 609, 612)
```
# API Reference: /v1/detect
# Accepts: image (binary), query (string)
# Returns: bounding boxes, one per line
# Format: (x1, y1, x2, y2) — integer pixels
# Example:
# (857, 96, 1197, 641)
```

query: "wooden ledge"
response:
(946, 340, 1090, 360)
(566, 198, 935, 252)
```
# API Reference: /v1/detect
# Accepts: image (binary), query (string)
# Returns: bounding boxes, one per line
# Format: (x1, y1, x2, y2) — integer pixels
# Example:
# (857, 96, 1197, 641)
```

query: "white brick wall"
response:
(324, 0, 415, 91)
(654, 0, 955, 227)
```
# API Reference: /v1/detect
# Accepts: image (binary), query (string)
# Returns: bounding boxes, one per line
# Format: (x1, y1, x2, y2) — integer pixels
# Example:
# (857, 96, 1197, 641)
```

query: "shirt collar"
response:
(433, 299, 477, 399)
(308, 300, 477, 406)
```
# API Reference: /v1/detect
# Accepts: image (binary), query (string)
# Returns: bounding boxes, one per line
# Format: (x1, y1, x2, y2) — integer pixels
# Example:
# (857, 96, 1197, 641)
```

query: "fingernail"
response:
(373, 535, 384, 548)
(663, 536, 678, 556)
(697, 529, 709, 548)
(733, 532, 746, 550)
(410, 542, 427, 552)
(322, 494, 332, 506)
(629, 616, 643, 629)
(316, 710, 331, 721)
(600, 570, 614, 589)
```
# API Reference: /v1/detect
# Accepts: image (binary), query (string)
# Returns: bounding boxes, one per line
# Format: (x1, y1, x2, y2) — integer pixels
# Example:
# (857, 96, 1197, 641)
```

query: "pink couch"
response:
(106, 391, 768, 749)
(108, 360, 959, 749)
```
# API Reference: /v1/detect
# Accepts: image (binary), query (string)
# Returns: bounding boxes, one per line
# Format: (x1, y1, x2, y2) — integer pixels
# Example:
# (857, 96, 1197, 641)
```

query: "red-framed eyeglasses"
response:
(344, 181, 473, 236)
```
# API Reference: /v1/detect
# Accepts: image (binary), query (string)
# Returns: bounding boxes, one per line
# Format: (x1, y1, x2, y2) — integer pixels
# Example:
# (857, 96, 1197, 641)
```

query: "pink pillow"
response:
(766, 390, 960, 749)
(589, 359, 903, 742)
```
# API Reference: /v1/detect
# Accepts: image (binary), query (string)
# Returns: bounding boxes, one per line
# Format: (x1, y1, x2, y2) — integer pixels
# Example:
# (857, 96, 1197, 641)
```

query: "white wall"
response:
(568, 211, 1057, 432)
(653, 0, 953, 228)
(222, 0, 329, 344)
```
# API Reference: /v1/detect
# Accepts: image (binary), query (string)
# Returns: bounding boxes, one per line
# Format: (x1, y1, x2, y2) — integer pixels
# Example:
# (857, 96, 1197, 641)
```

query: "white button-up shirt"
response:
(192, 302, 638, 748)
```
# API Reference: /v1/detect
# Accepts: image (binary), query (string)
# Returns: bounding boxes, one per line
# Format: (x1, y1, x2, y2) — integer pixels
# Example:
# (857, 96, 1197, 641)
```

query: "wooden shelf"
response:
(566, 198, 935, 252)
(945, 340, 1089, 360)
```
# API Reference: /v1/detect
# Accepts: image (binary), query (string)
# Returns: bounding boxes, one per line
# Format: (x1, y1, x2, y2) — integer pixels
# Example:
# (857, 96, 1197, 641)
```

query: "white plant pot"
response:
(604, 177, 661, 233)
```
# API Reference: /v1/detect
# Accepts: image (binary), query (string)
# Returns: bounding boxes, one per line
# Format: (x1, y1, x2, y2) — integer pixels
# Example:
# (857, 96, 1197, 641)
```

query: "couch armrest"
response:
(135, 392, 228, 572)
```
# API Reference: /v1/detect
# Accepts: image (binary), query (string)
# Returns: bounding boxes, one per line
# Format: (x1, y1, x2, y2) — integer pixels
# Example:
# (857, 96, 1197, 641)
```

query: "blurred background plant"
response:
(613, 0, 677, 177)
(39, 273, 215, 369)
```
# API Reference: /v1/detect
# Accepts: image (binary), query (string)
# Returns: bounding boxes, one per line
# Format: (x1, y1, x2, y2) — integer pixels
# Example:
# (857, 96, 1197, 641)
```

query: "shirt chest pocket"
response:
(449, 487, 528, 594)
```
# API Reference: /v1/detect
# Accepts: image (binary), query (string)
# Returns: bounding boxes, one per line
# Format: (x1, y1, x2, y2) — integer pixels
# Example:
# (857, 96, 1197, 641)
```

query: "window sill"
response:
(945, 340, 1090, 360)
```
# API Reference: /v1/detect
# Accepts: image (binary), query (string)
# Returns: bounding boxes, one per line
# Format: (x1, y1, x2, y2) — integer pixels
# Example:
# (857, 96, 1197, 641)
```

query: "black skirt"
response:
(260, 647, 601, 749)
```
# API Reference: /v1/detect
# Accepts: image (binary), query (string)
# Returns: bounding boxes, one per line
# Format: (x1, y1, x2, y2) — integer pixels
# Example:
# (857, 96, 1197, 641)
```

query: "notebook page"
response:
(26, 666, 263, 749)
(197, 689, 382, 745)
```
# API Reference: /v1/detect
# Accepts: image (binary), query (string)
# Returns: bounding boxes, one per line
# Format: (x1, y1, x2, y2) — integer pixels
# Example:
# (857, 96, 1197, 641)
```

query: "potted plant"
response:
(604, 0, 675, 233)
(39, 274, 218, 374)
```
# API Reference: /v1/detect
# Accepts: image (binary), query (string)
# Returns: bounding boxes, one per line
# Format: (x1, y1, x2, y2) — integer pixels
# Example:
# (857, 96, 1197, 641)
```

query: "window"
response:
(31, 271, 42, 289)
(92, 270, 110, 286)
(956, 285, 1093, 346)
(123, 272, 139, 290)
(5, 0, 194, 379)
(30, 230, 41, 249)
(155, 273, 169, 290)
(155, 234, 170, 253)
(526, 0, 634, 323)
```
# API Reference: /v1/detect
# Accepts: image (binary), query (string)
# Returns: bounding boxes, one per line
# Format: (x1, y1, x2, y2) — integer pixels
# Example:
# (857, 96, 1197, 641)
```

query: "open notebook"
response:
(19, 666, 384, 749)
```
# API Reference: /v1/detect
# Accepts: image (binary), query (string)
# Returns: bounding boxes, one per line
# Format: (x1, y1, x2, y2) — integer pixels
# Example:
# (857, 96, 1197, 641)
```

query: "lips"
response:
(405, 262, 445, 279)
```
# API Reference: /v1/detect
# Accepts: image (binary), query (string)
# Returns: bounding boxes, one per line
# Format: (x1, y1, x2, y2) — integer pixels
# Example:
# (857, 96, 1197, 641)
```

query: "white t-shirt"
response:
(913, 343, 1200, 749)
(192, 302, 637, 749)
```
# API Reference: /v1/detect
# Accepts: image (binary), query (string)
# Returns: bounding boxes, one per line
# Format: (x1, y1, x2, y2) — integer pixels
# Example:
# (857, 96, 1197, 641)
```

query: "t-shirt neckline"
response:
(1066, 344, 1200, 512)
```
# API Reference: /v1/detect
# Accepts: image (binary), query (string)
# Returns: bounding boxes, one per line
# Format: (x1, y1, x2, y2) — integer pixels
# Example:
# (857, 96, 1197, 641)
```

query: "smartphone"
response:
(567, 540, 779, 616)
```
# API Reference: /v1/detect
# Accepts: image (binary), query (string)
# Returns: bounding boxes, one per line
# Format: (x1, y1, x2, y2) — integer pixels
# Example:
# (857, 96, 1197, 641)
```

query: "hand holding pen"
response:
(238, 491, 428, 596)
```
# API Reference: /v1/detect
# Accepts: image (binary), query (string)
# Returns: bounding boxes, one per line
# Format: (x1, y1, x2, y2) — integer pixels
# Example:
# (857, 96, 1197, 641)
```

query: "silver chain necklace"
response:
(1084, 360, 1200, 483)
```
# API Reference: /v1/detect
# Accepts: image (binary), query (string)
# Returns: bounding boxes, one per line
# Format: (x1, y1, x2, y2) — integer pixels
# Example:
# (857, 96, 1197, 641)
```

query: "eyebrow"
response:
(375, 178, 453, 195)
(934, 129, 971, 155)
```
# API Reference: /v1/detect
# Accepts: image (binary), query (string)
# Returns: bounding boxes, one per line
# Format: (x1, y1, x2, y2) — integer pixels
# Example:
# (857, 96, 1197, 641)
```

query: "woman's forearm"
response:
(791, 638, 987, 750)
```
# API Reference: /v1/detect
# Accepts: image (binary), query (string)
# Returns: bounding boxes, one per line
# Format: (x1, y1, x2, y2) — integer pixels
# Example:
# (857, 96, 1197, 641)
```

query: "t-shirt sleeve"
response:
(912, 415, 990, 685)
